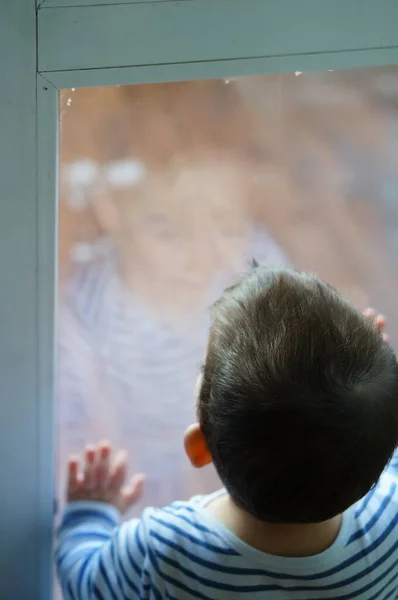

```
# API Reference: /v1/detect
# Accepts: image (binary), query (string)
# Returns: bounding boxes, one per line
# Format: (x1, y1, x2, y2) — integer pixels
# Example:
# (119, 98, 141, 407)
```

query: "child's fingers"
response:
(96, 441, 111, 490)
(122, 474, 145, 509)
(108, 451, 128, 491)
(363, 308, 388, 336)
(375, 314, 386, 333)
(67, 457, 81, 493)
(83, 445, 97, 490)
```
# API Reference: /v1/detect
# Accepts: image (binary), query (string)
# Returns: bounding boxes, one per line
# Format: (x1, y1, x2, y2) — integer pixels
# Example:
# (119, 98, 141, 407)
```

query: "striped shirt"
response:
(58, 225, 290, 512)
(56, 451, 398, 600)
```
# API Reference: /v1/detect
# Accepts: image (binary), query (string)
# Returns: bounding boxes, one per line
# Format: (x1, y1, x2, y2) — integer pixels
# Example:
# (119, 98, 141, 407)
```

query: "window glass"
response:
(58, 68, 398, 523)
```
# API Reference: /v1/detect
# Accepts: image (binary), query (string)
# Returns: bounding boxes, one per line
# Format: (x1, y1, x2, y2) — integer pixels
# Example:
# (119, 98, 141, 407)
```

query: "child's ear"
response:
(184, 423, 212, 468)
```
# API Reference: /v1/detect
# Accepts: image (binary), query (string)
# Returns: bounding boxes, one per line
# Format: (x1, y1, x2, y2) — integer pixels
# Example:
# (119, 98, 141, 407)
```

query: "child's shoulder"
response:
(351, 468, 398, 533)
(143, 490, 221, 531)
(141, 490, 236, 555)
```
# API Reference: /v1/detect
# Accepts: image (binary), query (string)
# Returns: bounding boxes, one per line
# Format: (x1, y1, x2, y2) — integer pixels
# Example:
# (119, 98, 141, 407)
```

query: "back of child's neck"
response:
(206, 493, 342, 558)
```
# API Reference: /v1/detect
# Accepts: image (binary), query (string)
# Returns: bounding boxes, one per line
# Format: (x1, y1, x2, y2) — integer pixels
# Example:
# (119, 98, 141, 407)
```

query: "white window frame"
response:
(1, 1, 398, 597)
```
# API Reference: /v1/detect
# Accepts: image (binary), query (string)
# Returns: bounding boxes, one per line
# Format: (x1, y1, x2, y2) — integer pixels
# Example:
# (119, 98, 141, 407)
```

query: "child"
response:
(56, 266, 398, 599)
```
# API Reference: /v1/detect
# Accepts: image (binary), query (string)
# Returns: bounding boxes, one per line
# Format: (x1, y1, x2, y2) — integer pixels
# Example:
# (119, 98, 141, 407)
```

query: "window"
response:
(58, 69, 398, 521)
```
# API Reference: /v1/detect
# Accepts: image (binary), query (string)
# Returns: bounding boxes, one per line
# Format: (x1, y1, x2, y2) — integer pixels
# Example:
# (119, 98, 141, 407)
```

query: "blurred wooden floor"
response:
(59, 68, 398, 341)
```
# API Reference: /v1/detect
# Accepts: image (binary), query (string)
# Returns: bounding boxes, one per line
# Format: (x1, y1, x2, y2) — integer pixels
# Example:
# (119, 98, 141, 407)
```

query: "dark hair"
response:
(199, 267, 398, 523)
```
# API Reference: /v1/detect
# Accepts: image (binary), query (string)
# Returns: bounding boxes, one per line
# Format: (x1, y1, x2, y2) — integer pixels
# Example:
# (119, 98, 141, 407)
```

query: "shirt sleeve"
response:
(55, 501, 153, 600)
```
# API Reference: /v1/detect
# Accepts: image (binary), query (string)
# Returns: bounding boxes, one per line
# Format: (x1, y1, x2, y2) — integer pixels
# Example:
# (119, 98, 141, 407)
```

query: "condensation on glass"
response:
(57, 67, 398, 522)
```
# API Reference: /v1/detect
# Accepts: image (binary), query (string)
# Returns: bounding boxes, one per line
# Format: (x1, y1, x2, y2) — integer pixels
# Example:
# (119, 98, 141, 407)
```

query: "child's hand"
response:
(363, 308, 389, 342)
(67, 441, 145, 514)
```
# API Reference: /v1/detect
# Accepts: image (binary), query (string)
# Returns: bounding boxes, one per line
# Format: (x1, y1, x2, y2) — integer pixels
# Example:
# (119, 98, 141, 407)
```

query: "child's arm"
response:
(55, 443, 146, 600)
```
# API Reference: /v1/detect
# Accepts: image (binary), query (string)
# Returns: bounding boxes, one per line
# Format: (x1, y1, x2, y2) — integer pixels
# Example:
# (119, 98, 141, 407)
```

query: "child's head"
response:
(185, 267, 398, 523)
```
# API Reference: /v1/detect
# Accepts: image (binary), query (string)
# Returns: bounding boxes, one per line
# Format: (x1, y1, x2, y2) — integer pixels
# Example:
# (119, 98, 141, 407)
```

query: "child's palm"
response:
(67, 442, 144, 514)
